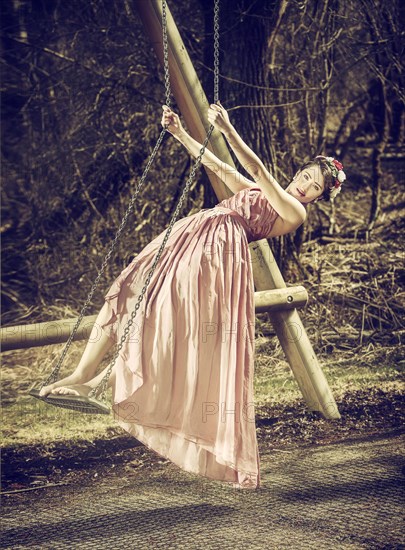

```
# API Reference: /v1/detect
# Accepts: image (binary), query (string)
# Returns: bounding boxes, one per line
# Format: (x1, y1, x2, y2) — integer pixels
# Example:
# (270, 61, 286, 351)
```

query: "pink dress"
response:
(96, 186, 278, 489)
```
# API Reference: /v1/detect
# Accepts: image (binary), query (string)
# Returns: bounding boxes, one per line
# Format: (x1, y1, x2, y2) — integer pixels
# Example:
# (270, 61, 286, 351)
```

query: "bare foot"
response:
(39, 382, 63, 397)
(39, 374, 84, 397)
(50, 384, 94, 397)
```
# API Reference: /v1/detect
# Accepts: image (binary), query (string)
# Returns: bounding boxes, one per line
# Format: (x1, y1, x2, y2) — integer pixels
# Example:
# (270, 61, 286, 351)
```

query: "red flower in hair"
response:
(333, 159, 344, 172)
(315, 155, 346, 199)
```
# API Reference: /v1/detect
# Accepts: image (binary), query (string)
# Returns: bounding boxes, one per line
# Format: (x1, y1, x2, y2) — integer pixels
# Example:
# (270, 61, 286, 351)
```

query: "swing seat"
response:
(29, 388, 111, 415)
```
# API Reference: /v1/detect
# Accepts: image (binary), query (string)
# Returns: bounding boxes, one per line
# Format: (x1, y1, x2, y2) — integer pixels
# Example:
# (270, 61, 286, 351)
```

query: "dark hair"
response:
(298, 158, 335, 201)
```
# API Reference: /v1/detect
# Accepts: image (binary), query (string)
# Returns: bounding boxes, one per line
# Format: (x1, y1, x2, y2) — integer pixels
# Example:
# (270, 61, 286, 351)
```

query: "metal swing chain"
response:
(39, 1, 174, 390)
(88, 0, 221, 401)
(213, 0, 220, 106)
(162, 0, 171, 110)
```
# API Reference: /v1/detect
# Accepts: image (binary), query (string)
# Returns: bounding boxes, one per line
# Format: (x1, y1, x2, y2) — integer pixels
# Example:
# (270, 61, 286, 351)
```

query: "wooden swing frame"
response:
(134, 0, 341, 420)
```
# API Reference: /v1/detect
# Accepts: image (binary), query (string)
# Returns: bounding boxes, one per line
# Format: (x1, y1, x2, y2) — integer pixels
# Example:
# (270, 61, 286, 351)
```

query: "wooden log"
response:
(0, 315, 99, 352)
(0, 288, 307, 352)
(255, 286, 308, 313)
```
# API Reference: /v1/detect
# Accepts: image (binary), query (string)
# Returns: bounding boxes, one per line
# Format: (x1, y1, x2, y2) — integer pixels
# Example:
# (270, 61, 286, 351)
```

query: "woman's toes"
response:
(62, 388, 75, 395)
(51, 387, 64, 395)
(50, 386, 83, 396)
(52, 387, 65, 394)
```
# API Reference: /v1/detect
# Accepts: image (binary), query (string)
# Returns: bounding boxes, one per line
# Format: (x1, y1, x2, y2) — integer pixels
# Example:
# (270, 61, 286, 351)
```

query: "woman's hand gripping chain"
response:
(207, 101, 232, 134)
(161, 105, 185, 141)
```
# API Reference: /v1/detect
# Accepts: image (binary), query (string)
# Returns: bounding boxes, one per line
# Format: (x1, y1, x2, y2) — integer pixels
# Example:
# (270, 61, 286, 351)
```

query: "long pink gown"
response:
(96, 186, 278, 489)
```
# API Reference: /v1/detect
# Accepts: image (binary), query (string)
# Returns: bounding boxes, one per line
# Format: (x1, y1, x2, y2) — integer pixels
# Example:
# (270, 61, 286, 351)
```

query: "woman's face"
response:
(287, 164, 325, 204)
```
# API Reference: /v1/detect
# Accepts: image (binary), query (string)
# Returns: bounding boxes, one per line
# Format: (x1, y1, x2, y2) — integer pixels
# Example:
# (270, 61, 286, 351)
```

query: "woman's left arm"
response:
(208, 102, 306, 229)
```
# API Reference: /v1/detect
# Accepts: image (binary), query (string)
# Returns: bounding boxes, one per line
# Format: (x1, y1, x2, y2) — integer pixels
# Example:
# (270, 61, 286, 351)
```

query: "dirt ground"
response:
(2, 387, 403, 492)
(1, 403, 404, 549)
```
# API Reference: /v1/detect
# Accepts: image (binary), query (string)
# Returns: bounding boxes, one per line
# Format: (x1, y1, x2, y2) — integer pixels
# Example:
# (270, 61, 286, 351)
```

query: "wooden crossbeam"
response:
(255, 286, 307, 313)
(0, 287, 307, 352)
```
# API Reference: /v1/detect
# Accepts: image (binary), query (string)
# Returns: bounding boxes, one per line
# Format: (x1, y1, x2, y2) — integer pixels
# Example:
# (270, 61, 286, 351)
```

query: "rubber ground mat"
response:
(1, 432, 404, 549)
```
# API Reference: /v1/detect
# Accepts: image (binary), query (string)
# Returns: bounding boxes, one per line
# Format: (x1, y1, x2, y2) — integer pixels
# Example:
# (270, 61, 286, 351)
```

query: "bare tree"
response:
(1, 0, 403, 321)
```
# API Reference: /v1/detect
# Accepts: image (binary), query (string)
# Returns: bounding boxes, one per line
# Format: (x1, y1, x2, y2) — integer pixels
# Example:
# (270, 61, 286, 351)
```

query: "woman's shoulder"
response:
(251, 183, 307, 237)
(253, 184, 306, 219)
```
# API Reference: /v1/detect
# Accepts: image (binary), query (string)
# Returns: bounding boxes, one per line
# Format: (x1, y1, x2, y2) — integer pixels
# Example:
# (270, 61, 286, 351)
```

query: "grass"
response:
(254, 337, 404, 408)
(1, 335, 404, 448)
(1, 341, 117, 447)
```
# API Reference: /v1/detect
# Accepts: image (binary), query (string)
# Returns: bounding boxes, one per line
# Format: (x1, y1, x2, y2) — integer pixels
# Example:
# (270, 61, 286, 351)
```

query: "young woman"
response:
(37, 103, 346, 489)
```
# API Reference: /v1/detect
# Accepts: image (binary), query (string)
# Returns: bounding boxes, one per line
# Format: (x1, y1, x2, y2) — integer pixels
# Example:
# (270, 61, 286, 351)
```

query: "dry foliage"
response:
(1, 0, 404, 356)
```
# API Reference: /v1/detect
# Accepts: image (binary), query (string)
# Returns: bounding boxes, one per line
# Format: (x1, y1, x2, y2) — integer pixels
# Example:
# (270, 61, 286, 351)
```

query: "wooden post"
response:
(133, 0, 341, 419)
(0, 287, 307, 352)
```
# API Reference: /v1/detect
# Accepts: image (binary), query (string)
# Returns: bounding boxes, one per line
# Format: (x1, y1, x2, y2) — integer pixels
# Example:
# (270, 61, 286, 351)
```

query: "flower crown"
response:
(316, 155, 346, 199)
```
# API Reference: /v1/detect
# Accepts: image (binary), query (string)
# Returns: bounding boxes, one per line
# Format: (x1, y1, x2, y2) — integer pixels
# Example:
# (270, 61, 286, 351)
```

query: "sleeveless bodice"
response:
(211, 186, 278, 242)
